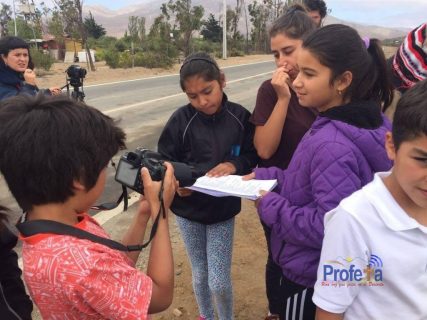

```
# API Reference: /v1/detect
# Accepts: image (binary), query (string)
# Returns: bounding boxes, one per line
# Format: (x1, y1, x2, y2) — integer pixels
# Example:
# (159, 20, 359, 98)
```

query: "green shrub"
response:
(30, 47, 55, 71)
(192, 39, 221, 55)
(104, 50, 120, 69)
(94, 48, 106, 62)
(136, 52, 174, 69)
(229, 48, 244, 57)
(118, 51, 132, 68)
(114, 39, 128, 52)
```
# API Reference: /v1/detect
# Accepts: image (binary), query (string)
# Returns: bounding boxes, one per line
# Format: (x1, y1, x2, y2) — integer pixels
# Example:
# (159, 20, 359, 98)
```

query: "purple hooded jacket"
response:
(255, 102, 393, 287)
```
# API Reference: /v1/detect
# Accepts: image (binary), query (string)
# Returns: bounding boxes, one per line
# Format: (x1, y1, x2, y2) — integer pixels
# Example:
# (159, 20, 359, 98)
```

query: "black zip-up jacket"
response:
(0, 224, 33, 320)
(158, 95, 258, 224)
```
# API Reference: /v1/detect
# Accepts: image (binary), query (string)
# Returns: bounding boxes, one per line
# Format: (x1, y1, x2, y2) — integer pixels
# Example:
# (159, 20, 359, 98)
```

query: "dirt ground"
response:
(153, 201, 269, 320)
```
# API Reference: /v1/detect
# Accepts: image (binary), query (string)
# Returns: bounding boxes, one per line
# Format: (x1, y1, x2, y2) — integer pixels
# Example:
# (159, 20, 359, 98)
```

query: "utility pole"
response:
(12, 0, 17, 36)
(222, 0, 227, 59)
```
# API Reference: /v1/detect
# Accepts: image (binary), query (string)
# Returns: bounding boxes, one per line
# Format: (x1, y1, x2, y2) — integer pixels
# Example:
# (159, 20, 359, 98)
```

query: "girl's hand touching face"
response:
(23, 69, 37, 86)
(271, 66, 292, 100)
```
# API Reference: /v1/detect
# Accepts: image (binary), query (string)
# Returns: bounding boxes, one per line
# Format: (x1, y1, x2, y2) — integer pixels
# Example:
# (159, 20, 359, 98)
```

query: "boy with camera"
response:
(0, 95, 176, 319)
(313, 79, 427, 319)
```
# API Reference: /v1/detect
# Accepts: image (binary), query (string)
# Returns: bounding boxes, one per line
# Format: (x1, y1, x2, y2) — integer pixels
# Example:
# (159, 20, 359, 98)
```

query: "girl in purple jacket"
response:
(246, 24, 394, 320)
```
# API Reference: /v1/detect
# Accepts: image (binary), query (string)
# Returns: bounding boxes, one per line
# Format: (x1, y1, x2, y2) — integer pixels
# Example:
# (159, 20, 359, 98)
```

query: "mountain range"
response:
(83, 1, 409, 40)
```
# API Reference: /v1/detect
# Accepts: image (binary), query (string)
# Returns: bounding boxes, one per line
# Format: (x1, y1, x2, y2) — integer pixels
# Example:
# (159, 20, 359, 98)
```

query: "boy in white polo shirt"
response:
(313, 79, 427, 320)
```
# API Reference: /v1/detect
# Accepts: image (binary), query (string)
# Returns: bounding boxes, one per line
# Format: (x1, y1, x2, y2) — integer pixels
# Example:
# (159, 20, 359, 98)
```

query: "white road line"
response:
(85, 60, 272, 88)
(92, 192, 140, 225)
(104, 71, 273, 115)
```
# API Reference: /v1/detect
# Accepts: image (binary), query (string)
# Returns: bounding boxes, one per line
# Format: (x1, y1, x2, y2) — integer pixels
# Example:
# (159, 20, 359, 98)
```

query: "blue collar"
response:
(0, 62, 24, 86)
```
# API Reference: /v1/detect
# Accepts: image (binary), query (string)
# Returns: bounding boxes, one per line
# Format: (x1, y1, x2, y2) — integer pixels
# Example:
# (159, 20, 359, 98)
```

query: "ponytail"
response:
(366, 39, 393, 111)
(303, 24, 393, 111)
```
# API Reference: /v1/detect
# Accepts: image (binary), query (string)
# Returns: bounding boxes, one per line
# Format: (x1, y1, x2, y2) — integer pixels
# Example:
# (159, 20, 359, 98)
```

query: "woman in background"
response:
(0, 36, 61, 100)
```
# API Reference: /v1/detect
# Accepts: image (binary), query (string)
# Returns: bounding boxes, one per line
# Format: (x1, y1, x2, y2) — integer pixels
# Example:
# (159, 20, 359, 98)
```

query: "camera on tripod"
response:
(115, 147, 197, 194)
(66, 65, 87, 87)
(63, 65, 87, 102)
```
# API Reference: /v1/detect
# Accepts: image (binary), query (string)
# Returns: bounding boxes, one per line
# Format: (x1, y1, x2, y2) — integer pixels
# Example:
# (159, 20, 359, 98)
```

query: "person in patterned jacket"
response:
(0, 95, 177, 319)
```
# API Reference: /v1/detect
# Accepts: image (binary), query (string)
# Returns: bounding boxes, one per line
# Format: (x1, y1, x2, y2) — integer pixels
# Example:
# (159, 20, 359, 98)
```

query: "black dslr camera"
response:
(64, 65, 87, 102)
(115, 147, 196, 194)
(66, 65, 87, 87)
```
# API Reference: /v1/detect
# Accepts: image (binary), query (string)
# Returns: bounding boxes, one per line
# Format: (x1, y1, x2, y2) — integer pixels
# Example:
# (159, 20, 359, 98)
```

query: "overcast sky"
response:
(4, 0, 426, 29)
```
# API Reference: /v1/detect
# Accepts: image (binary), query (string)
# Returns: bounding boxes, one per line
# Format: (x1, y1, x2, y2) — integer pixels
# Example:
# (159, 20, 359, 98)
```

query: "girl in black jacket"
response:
(0, 205, 33, 320)
(158, 52, 258, 320)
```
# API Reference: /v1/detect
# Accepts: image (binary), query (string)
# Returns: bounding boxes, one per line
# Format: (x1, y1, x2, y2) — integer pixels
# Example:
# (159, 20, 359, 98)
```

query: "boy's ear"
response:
(336, 71, 353, 92)
(220, 71, 226, 89)
(73, 179, 86, 191)
(385, 131, 396, 161)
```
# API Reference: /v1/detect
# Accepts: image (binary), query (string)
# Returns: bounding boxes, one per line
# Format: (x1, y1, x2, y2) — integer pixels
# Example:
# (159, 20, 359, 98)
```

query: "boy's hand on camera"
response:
(162, 162, 177, 208)
(271, 66, 291, 100)
(206, 162, 236, 177)
(136, 197, 151, 223)
(141, 162, 177, 215)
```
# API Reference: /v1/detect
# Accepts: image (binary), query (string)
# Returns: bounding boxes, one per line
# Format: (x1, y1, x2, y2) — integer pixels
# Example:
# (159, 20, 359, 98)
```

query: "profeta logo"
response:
(321, 254, 384, 287)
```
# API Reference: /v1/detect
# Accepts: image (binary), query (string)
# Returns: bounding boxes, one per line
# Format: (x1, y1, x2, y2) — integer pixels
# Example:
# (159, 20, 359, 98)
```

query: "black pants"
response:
(262, 222, 283, 315)
(279, 277, 315, 320)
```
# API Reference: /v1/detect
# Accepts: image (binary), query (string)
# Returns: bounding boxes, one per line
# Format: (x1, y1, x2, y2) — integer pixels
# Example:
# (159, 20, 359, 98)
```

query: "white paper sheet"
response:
(186, 175, 277, 200)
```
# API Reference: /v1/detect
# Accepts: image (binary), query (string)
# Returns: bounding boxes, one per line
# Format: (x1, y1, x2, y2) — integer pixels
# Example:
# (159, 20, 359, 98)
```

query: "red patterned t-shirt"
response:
(20, 214, 153, 319)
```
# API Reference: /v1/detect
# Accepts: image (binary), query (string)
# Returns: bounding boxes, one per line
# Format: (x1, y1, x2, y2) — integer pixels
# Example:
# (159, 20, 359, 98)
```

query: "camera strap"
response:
(90, 185, 129, 212)
(91, 160, 129, 212)
(17, 219, 142, 251)
(16, 169, 168, 252)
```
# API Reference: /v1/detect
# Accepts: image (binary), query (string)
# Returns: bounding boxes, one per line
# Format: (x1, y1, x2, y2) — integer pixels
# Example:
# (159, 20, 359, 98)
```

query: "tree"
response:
(84, 11, 105, 39)
(248, 0, 269, 52)
(162, 0, 204, 56)
(7, 16, 41, 39)
(127, 16, 139, 42)
(201, 14, 221, 42)
(138, 16, 146, 43)
(52, 0, 95, 71)
(47, 10, 65, 43)
(0, 3, 12, 37)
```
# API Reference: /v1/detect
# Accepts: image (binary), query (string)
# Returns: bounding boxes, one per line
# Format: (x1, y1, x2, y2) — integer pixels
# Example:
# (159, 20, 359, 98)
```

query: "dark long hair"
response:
(302, 24, 393, 110)
(269, 4, 316, 40)
(179, 52, 221, 91)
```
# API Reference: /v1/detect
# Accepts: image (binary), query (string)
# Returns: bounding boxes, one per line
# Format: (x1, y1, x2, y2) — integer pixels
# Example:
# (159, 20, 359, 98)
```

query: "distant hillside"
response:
(323, 16, 409, 40)
(84, 1, 409, 40)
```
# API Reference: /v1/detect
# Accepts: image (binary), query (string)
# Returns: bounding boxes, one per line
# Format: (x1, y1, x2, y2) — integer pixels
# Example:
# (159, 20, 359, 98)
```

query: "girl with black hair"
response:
(158, 52, 258, 320)
(249, 5, 317, 319)
(246, 24, 393, 320)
